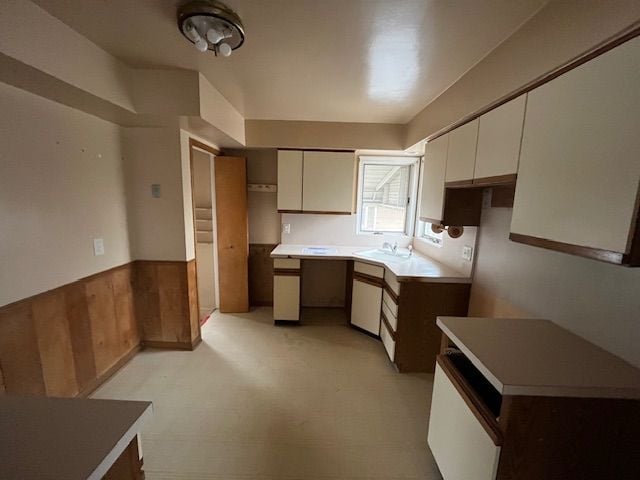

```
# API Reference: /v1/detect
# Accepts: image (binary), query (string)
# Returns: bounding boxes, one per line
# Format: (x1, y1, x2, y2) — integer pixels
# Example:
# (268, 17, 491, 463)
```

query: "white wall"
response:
(406, 0, 640, 146)
(281, 214, 413, 248)
(0, 83, 131, 305)
(469, 207, 640, 368)
(123, 126, 187, 261)
(412, 227, 477, 277)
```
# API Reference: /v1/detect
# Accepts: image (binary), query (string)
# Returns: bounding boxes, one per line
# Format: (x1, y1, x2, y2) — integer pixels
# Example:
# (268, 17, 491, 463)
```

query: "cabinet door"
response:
(445, 119, 478, 183)
(302, 151, 355, 213)
(277, 150, 303, 211)
(474, 95, 526, 180)
(273, 275, 300, 321)
(350, 279, 382, 335)
(428, 364, 501, 480)
(511, 37, 640, 256)
(419, 133, 449, 223)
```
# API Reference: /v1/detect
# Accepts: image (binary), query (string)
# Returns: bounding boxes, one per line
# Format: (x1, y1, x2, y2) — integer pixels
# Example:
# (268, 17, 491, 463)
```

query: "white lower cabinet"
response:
(350, 278, 382, 335)
(273, 275, 300, 321)
(428, 364, 501, 480)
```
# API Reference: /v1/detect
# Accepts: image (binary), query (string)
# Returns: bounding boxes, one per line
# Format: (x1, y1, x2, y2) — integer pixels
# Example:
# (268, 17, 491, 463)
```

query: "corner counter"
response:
(0, 396, 152, 480)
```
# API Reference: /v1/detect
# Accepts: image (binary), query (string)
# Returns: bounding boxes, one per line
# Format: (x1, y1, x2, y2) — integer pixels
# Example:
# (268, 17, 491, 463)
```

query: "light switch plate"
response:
(282, 223, 291, 234)
(482, 188, 492, 209)
(93, 238, 105, 256)
(462, 245, 473, 262)
(151, 184, 161, 198)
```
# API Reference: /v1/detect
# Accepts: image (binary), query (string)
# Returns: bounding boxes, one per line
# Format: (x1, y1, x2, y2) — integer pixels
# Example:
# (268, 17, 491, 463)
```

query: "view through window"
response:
(359, 161, 415, 234)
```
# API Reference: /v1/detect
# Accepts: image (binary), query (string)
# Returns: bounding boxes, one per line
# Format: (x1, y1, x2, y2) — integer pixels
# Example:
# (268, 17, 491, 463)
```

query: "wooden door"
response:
(214, 156, 249, 313)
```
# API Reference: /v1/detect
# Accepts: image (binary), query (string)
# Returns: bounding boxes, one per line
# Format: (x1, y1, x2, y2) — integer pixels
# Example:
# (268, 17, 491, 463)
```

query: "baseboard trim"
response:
(274, 319, 300, 326)
(142, 340, 196, 351)
(78, 344, 141, 398)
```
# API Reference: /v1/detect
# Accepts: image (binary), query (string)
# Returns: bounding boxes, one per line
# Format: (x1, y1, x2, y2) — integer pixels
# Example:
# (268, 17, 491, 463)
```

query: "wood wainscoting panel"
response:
(133, 260, 200, 349)
(0, 259, 200, 397)
(186, 259, 200, 343)
(157, 263, 191, 343)
(112, 267, 140, 357)
(249, 244, 276, 306)
(0, 302, 46, 395)
(86, 274, 121, 378)
(215, 156, 249, 313)
(63, 282, 98, 393)
(31, 290, 78, 397)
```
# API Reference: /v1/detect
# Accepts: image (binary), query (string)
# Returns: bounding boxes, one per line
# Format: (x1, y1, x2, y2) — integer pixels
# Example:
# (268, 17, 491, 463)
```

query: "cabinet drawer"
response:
(382, 290, 398, 315)
(274, 258, 300, 269)
(354, 261, 384, 279)
(383, 270, 400, 296)
(381, 301, 397, 332)
(380, 317, 395, 361)
(428, 363, 501, 480)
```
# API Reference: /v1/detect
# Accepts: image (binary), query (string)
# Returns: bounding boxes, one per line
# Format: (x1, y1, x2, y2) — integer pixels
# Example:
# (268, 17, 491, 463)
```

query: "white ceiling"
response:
(33, 0, 546, 124)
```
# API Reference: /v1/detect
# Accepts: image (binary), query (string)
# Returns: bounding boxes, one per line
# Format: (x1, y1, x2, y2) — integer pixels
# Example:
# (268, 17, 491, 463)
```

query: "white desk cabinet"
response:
(510, 36, 640, 265)
(273, 258, 300, 322)
(277, 150, 303, 211)
(419, 133, 449, 223)
(474, 95, 526, 181)
(302, 151, 355, 213)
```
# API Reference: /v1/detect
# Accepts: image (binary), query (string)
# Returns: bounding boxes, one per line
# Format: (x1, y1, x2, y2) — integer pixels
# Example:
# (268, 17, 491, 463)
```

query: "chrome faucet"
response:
(382, 241, 399, 255)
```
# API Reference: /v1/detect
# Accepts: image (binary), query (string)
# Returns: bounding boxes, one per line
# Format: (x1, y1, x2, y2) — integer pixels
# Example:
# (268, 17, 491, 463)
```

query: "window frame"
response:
(355, 156, 420, 237)
(418, 220, 444, 247)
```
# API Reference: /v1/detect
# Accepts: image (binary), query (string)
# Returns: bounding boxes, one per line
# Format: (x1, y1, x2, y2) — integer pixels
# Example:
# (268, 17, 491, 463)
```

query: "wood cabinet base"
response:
(103, 436, 144, 480)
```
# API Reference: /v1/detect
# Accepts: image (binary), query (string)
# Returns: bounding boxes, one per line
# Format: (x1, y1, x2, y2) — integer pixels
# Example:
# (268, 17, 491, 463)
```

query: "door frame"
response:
(188, 138, 220, 319)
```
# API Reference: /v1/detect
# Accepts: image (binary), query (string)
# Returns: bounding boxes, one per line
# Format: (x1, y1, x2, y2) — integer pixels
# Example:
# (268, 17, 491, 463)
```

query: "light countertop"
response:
(0, 396, 152, 480)
(437, 316, 640, 399)
(270, 244, 471, 283)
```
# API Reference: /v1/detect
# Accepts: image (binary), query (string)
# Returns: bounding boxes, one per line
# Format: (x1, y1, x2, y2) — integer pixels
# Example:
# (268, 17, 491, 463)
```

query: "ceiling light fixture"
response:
(177, 0, 245, 57)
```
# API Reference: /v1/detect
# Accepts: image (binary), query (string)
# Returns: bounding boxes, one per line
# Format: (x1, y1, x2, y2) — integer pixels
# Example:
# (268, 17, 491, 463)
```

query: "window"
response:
(419, 220, 444, 247)
(356, 156, 419, 235)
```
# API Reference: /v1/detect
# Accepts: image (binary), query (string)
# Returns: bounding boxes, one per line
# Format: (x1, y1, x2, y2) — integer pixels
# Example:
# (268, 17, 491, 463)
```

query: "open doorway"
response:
(189, 141, 219, 322)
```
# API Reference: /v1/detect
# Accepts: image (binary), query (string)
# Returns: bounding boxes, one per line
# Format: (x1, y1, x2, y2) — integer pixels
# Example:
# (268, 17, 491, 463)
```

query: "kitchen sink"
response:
(355, 248, 411, 262)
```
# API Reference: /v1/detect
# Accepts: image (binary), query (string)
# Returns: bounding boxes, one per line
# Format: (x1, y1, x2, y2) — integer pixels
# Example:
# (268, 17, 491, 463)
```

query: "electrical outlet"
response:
(151, 184, 161, 198)
(462, 245, 473, 262)
(282, 223, 291, 234)
(93, 238, 105, 256)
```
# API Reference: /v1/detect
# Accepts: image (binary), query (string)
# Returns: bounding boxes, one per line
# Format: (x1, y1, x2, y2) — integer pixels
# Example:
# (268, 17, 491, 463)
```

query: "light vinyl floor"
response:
(92, 307, 442, 480)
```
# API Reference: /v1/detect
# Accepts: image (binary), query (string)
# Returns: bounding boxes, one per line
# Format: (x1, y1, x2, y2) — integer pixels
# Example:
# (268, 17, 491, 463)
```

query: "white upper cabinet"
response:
(277, 150, 303, 211)
(302, 151, 355, 213)
(474, 94, 526, 180)
(420, 133, 449, 222)
(511, 37, 640, 258)
(445, 118, 479, 183)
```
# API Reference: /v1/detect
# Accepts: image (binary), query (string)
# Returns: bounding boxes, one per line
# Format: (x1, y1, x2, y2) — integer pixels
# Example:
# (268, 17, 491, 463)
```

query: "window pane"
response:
(360, 164, 409, 232)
